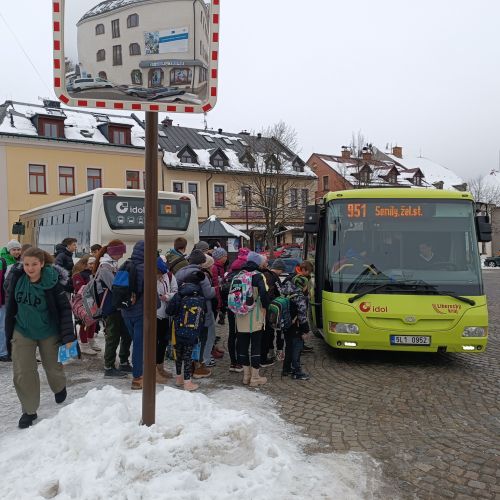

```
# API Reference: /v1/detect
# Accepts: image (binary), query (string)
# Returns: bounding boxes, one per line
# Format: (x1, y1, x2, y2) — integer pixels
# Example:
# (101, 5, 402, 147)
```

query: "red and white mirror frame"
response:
(52, 0, 220, 113)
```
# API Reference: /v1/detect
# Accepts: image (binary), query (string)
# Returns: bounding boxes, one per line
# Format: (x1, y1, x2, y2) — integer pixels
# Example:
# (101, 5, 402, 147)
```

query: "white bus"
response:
(16, 188, 199, 257)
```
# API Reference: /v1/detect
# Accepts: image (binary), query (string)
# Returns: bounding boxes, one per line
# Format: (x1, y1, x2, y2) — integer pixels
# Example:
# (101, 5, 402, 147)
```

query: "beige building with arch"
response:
(76, 0, 210, 94)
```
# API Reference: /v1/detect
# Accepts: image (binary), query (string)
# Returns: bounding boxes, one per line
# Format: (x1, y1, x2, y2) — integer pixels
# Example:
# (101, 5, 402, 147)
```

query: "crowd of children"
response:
(1, 236, 314, 428)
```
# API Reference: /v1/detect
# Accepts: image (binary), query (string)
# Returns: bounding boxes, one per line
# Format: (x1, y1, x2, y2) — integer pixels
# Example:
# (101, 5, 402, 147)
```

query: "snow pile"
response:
(0, 386, 381, 500)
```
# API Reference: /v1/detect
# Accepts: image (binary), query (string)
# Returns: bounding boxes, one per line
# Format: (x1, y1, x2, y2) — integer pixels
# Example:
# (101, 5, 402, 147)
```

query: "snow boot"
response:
(157, 364, 172, 379)
(54, 387, 67, 404)
(88, 339, 101, 352)
(193, 362, 212, 379)
(175, 375, 184, 387)
(131, 377, 143, 390)
(80, 343, 97, 356)
(249, 367, 267, 387)
(184, 379, 199, 391)
(155, 366, 170, 384)
(242, 365, 251, 385)
(18, 413, 37, 429)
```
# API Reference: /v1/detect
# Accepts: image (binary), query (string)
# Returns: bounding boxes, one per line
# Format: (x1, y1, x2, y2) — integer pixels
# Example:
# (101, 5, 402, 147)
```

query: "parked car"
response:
(484, 256, 500, 267)
(150, 88, 185, 100)
(124, 86, 159, 99)
(72, 77, 113, 91)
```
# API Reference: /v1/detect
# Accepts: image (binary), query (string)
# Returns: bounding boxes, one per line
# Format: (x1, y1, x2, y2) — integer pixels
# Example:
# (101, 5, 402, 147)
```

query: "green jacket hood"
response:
(34, 265, 62, 290)
(0, 247, 17, 266)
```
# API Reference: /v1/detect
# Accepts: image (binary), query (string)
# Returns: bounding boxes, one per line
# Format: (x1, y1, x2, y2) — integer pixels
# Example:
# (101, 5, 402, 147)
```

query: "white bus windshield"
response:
(326, 200, 483, 296)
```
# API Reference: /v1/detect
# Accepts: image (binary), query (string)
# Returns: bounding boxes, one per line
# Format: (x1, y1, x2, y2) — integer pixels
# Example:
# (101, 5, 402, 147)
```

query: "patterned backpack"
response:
(227, 270, 258, 315)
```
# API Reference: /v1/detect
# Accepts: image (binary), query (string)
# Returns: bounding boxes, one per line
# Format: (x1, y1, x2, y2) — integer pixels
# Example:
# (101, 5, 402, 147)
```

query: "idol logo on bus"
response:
(432, 304, 462, 315)
(116, 202, 145, 215)
(359, 302, 388, 313)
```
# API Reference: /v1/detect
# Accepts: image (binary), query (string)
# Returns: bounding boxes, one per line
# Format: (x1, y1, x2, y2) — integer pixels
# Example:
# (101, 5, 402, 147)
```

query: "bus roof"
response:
(324, 188, 474, 203)
(19, 188, 194, 216)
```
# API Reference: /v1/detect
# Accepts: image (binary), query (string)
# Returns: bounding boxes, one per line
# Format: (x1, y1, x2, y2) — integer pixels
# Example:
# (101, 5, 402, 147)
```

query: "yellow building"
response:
(0, 100, 161, 242)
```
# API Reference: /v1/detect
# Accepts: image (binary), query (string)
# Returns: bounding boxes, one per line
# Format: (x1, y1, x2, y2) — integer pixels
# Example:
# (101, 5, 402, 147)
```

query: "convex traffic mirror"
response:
(54, 0, 219, 113)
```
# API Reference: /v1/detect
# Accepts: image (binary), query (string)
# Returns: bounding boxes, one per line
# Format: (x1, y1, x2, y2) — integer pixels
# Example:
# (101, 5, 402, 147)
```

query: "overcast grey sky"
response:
(1, 0, 499, 178)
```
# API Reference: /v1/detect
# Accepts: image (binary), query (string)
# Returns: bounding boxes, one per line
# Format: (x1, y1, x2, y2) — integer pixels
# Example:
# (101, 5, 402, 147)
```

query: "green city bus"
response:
(303, 189, 492, 353)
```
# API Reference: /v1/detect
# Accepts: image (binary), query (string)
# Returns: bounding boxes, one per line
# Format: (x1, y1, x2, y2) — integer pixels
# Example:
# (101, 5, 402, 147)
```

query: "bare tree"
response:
(467, 174, 500, 215)
(227, 123, 314, 257)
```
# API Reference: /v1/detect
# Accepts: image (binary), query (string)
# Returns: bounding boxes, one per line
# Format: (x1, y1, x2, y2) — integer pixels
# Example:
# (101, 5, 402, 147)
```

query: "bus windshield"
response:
(326, 199, 483, 296)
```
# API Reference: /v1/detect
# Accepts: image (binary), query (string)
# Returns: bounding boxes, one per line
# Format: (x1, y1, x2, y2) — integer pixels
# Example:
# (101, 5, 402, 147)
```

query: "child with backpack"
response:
(156, 257, 177, 383)
(228, 251, 270, 387)
(72, 255, 99, 356)
(167, 269, 207, 391)
(291, 260, 314, 353)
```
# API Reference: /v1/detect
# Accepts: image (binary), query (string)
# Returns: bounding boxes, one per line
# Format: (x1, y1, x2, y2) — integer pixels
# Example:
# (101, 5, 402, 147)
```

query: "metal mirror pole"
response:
(142, 111, 158, 426)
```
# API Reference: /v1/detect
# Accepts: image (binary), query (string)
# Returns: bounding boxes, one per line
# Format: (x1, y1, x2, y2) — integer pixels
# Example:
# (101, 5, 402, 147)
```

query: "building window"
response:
(387, 173, 397, 184)
(173, 182, 183, 193)
(96, 24, 105, 35)
(214, 185, 225, 207)
(212, 156, 225, 168)
(42, 122, 59, 138)
(98, 71, 108, 79)
(293, 162, 304, 173)
(96, 49, 105, 61)
(170, 68, 192, 85)
(414, 175, 423, 186)
(322, 176, 329, 191)
(266, 187, 276, 207)
(29, 165, 46, 194)
(111, 19, 120, 38)
(112, 129, 127, 145)
(181, 152, 194, 163)
(126, 171, 140, 189)
(131, 69, 142, 85)
(360, 169, 371, 183)
(129, 43, 141, 56)
(290, 188, 298, 208)
(188, 183, 199, 205)
(87, 168, 102, 191)
(113, 45, 122, 66)
(241, 186, 252, 206)
(127, 14, 139, 28)
(59, 166, 75, 195)
(301, 189, 309, 208)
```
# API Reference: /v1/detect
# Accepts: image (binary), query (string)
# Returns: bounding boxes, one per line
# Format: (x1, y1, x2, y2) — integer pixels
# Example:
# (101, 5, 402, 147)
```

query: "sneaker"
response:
(260, 358, 276, 368)
(104, 367, 128, 378)
(88, 339, 101, 352)
(119, 362, 133, 373)
(205, 358, 216, 368)
(0, 355, 12, 362)
(229, 364, 244, 373)
(302, 344, 314, 353)
(292, 372, 310, 380)
(54, 387, 67, 404)
(18, 413, 37, 429)
(80, 343, 97, 356)
(276, 350, 285, 361)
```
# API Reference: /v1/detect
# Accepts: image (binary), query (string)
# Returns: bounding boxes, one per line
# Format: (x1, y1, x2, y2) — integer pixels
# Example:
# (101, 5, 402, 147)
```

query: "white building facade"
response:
(76, 0, 210, 93)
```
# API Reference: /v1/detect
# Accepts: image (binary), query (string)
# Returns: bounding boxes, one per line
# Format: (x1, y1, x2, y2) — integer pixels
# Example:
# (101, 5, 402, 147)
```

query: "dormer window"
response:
(359, 166, 372, 183)
(105, 124, 132, 145)
(213, 156, 225, 168)
(292, 156, 305, 172)
(177, 145, 198, 165)
(239, 151, 255, 170)
(37, 116, 65, 139)
(265, 155, 279, 171)
(210, 148, 229, 168)
(414, 175, 423, 186)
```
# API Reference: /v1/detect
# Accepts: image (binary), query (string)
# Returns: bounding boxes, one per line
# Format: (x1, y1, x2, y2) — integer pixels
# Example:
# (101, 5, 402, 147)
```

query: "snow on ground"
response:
(0, 385, 383, 499)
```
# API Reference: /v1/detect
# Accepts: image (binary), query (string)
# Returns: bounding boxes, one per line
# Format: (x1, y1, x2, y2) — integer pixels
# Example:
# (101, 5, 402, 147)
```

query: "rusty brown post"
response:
(142, 111, 158, 426)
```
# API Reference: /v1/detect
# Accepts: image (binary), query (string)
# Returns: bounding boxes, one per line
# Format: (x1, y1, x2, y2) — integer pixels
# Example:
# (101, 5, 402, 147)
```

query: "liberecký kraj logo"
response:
(359, 302, 388, 313)
(432, 303, 462, 314)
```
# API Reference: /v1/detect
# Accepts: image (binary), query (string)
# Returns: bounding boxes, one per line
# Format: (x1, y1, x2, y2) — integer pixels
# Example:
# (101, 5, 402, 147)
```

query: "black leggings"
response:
(156, 317, 171, 365)
(228, 310, 238, 364)
(236, 331, 262, 369)
(175, 343, 194, 380)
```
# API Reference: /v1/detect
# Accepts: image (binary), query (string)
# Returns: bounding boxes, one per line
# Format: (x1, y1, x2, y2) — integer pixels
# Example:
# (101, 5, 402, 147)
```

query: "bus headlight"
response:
(462, 327, 487, 337)
(329, 322, 359, 334)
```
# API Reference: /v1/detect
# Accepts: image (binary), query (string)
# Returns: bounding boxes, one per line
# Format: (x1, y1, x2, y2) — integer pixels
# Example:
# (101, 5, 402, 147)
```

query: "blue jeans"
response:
(283, 332, 304, 373)
(122, 315, 143, 379)
(0, 307, 8, 357)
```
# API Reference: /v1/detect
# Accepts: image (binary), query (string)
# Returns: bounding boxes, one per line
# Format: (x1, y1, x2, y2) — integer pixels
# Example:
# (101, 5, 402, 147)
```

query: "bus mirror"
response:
(475, 215, 492, 242)
(12, 222, 25, 235)
(304, 205, 320, 233)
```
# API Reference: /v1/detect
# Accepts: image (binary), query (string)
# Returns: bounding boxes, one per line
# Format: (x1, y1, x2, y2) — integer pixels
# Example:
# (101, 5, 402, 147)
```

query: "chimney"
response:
(392, 145, 403, 158)
(341, 146, 351, 159)
(240, 130, 250, 135)
(161, 116, 173, 127)
(218, 128, 223, 134)
(361, 147, 372, 161)
(257, 133, 262, 139)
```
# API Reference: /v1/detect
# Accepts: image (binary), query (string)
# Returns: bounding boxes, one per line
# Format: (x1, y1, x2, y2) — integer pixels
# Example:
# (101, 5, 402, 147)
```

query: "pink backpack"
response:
(227, 270, 258, 315)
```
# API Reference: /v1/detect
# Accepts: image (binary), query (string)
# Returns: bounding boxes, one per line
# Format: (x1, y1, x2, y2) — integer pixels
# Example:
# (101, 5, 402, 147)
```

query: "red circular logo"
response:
(359, 302, 371, 313)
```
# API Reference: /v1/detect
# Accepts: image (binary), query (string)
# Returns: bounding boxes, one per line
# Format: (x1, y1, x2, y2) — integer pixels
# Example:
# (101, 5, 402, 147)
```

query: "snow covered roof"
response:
(159, 124, 315, 178)
(79, 0, 148, 24)
(199, 215, 250, 240)
(386, 154, 465, 190)
(0, 101, 145, 148)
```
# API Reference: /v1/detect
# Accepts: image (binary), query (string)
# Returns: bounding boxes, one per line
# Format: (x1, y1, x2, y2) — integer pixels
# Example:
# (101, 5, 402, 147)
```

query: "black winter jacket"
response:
(4, 264, 76, 354)
(54, 244, 74, 273)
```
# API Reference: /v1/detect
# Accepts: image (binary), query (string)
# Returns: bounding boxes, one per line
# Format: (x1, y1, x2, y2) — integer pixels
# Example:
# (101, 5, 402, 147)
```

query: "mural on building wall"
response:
(63, 0, 210, 104)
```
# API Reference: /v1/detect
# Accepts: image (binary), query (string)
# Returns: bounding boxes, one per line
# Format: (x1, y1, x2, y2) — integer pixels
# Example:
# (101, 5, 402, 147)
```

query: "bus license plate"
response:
(390, 335, 431, 346)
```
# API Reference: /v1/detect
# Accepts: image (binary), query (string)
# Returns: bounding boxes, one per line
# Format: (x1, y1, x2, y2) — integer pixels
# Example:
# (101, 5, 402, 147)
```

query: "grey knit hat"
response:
(6, 240, 21, 251)
(194, 241, 210, 252)
(212, 247, 227, 261)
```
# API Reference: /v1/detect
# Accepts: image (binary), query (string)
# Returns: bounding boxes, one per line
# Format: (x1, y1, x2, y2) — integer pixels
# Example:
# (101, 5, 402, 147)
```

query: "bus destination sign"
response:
(347, 203, 425, 219)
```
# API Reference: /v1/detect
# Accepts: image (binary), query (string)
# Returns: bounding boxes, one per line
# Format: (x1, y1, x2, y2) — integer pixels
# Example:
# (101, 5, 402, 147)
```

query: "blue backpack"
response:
(111, 260, 138, 310)
(167, 283, 206, 345)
